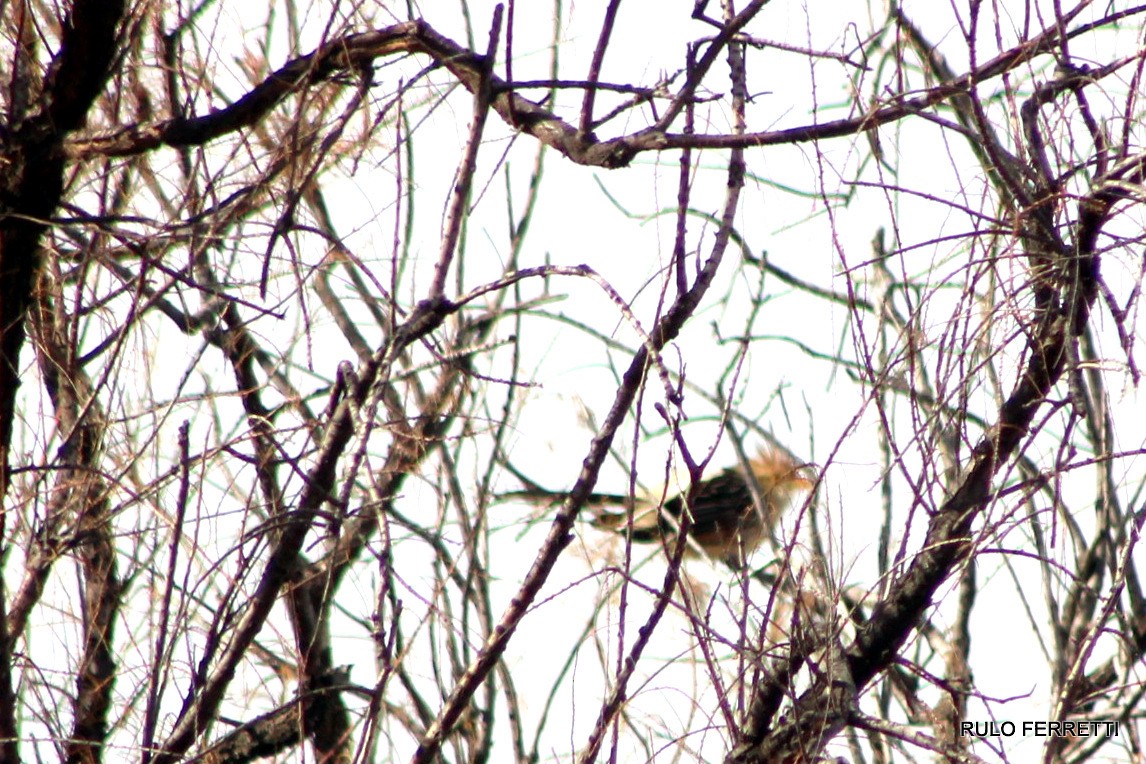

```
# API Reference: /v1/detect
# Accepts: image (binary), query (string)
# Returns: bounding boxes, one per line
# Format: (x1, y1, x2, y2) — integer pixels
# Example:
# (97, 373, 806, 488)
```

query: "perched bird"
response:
(591, 449, 814, 565)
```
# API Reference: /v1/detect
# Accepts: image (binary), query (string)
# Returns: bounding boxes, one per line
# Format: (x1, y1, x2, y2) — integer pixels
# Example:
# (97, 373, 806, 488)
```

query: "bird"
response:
(590, 449, 814, 565)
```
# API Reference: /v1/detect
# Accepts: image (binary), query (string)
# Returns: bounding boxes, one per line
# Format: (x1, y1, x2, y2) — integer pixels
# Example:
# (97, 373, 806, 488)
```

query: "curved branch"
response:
(67, 8, 1146, 170)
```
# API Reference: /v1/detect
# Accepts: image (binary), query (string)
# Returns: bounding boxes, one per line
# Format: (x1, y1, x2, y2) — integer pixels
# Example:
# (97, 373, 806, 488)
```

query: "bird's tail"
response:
(499, 486, 662, 539)
(587, 503, 663, 543)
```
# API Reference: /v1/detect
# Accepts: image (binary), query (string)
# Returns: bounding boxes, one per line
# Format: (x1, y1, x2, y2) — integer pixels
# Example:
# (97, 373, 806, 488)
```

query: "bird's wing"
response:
(662, 469, 755, 532)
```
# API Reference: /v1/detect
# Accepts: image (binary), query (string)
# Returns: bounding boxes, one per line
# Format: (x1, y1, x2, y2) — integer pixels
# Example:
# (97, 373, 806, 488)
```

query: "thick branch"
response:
(0, 2, 126, 762)
(64, 8, 1133, 171)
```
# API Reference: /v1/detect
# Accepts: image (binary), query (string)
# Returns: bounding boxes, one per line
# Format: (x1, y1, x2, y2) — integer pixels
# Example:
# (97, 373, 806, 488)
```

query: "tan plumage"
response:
(592, 449, 813, 564)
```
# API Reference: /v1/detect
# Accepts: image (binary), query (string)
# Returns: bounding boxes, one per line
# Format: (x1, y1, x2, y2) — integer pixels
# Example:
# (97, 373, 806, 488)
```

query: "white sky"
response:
(13, 1, 1146, 762)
